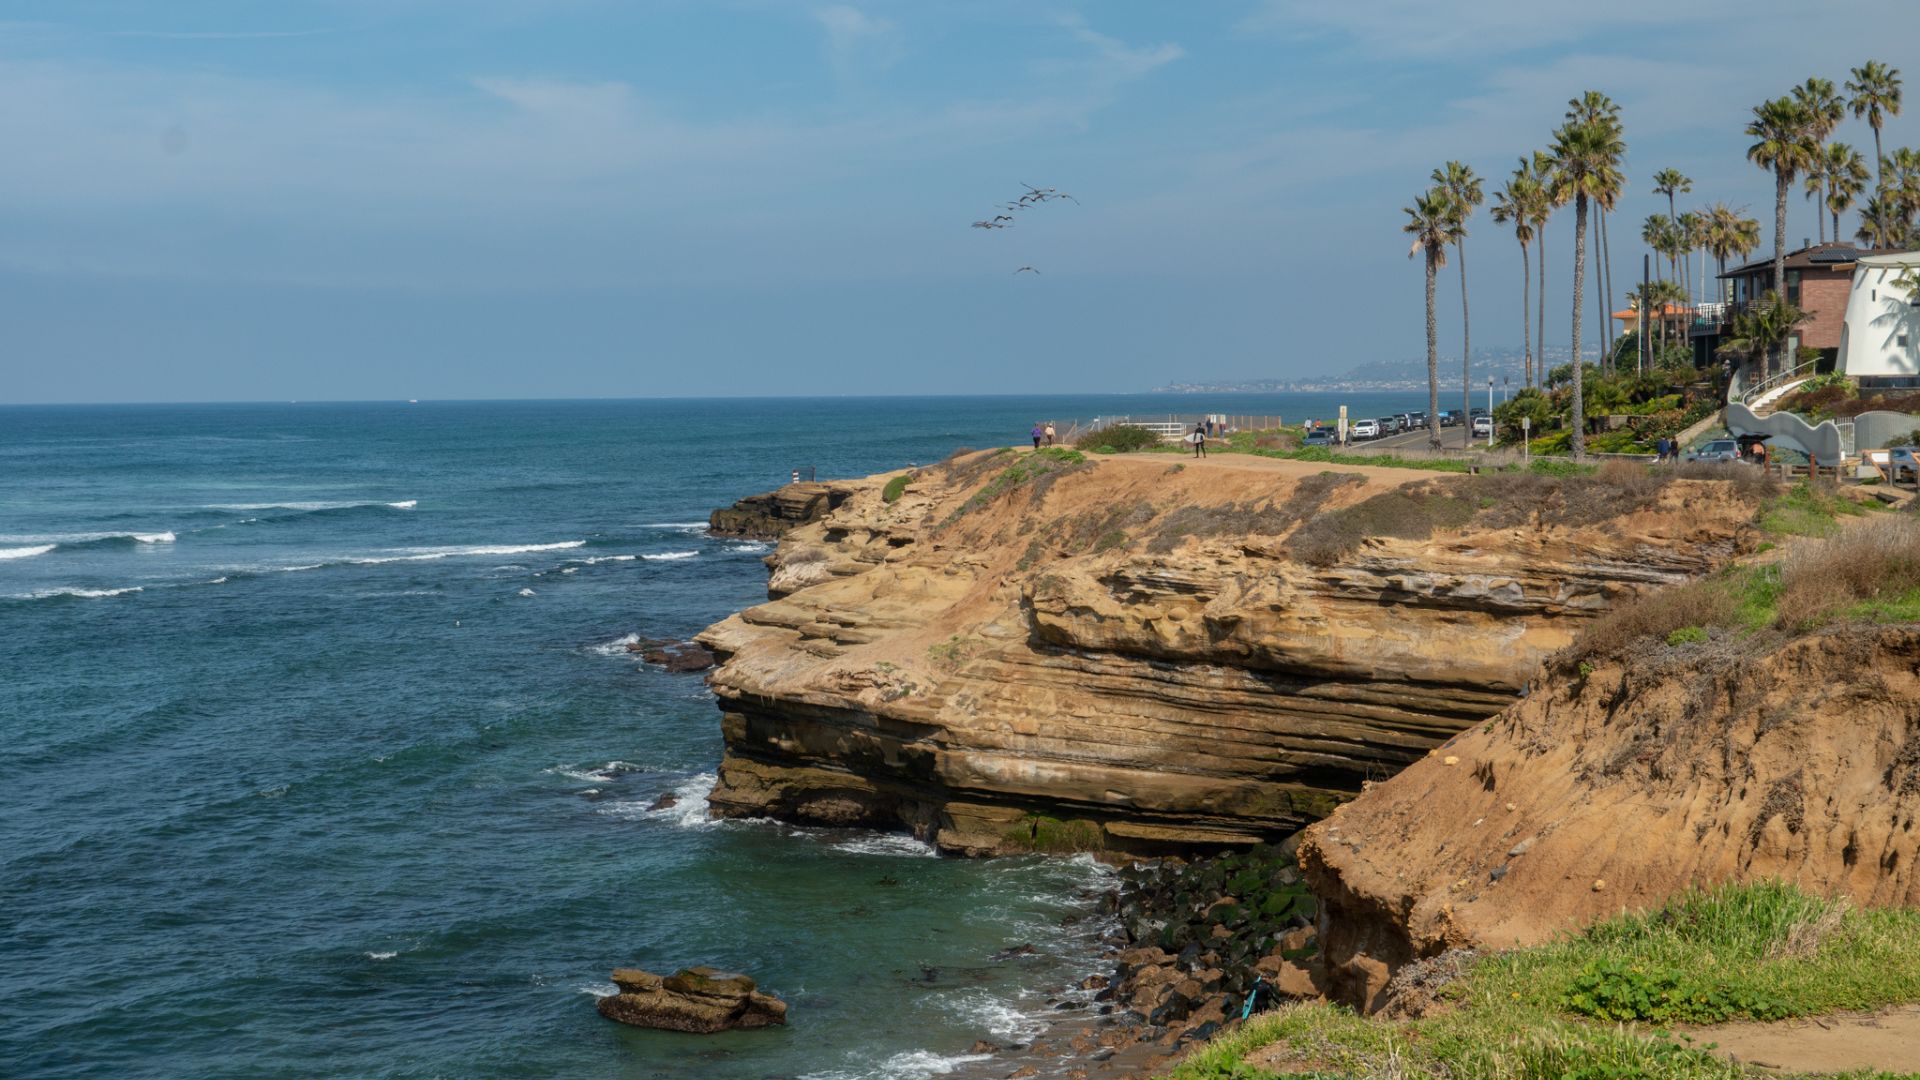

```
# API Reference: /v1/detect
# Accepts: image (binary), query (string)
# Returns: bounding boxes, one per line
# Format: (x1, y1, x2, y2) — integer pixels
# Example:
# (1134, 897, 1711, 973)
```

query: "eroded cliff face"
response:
(698, 450, 1764, 856)
(1299, 626, 1920, 1012)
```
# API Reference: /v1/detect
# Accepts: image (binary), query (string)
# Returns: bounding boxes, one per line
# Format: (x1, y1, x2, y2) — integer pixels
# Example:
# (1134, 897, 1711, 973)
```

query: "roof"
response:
(1611, 304, 1693, 320)
(1720, 241, 1878, 278)
(1857, 251, 1920, 268)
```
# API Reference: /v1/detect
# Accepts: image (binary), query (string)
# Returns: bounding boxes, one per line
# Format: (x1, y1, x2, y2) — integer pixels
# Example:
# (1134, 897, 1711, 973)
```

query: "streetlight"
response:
(1486, 378, 1495, 448)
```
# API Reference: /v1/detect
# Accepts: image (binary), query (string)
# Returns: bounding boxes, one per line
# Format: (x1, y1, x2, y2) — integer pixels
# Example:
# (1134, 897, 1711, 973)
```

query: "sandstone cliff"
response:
(698, 449, 1767, 856)
(1300, 623, 1920, 1011)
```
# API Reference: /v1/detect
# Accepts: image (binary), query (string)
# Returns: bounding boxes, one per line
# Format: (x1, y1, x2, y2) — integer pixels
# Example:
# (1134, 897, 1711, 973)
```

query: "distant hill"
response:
(1153, 344, 1599, 393)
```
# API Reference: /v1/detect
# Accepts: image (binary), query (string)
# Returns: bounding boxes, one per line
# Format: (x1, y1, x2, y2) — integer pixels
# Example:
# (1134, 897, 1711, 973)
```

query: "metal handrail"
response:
(1729, 358, 1819, 406)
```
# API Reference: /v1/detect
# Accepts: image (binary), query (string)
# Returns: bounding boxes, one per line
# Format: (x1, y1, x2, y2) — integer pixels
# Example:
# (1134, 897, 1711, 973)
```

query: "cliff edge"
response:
(699, 449, 1768, 856)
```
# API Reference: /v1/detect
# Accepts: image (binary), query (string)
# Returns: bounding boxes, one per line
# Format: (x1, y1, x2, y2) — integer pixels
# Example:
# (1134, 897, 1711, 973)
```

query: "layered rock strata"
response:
(1300, 624, 1920, 1011)
(708, 481, 858, 540)
(699, 451, 1764, 855)
(595, 966, 788, 1032)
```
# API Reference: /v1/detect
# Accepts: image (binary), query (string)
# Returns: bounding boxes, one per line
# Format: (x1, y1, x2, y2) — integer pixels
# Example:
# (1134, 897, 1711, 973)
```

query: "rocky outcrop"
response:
(1300, 625, 1920, 1012)
(595, 966, 788, 1032)
(699, 450, 1767, 856)
(708, 481, 859, 541)
(624, 637, 716, 672)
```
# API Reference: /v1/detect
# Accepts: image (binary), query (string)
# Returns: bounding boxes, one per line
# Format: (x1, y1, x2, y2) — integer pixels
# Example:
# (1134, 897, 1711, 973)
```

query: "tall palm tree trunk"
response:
(1772, 168, 1790, 381)
(1536, 229, 1547, 390)
(1874, 126, 1885, 195)
(1426, 255, 1441, 449)
(1458, 239, 1472, 448)
(1601, 206, 1615, 366)
(1571, 195, 1589, 460)
(1521, 240, 1532, 393)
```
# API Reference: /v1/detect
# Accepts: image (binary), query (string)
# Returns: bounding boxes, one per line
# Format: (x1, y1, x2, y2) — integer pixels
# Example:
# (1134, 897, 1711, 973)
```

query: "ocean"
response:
(0, 394, 1427, 1080)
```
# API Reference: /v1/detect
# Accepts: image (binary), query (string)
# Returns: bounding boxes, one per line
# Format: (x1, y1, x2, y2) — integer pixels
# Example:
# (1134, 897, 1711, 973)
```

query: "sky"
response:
(4, 1, 1920, 403)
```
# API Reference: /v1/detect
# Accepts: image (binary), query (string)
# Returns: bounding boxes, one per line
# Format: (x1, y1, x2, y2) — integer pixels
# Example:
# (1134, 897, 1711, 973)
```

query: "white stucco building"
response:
(1839, 252, 1920, 388)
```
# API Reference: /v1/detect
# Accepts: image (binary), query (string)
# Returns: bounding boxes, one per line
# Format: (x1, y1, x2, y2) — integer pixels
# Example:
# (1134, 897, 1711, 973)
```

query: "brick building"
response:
(1711, 241, 1875, 361)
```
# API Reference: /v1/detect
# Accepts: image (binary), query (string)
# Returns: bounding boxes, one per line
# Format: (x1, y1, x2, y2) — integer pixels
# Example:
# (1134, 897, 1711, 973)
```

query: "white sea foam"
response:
(0, 544, 54, 560)
(560, 567, 578, 574)
(645, 522, 709, 531)
(828, 833, 940, 858)
(588, 632, 643, 657)
(207, 500, 415, 511)
(13, 586, 145, 600)
(599, 772, 719, 829)
(642, 550, 698, 561)
(387, 500, 417, 509)
(205, 576, 228, 585)
(133, 531, 175, 544)
(727, 541, 771, 554)
(800, 1049, 995, 1080)
(366, 951, 399, 961)
(571, 554, 638, 564)
(546, 760, 645, 783)
(577, 982, 619, 998)
(947, 990, 1047, 1041)
(350, 541, 585, 565)
(517, 587, 537, 597)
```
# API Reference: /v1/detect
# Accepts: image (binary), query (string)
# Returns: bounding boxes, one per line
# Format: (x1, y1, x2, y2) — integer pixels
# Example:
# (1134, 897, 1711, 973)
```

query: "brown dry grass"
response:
(1563, 577, 1741, 666)
(1775, 516, 1920, 628)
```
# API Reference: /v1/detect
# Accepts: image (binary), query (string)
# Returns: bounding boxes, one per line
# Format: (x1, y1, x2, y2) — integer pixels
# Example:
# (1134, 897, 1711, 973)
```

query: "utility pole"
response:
(1640, 253, 1651, 376)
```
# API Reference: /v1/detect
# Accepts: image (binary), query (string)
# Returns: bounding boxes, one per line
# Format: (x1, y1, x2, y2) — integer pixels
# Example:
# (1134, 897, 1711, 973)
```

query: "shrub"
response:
(881, 474, 910, 503)
(1285, 486, 1475, 566)
(1562, 576, 1739, 665)
(1075, 424, 1162, 453)
(1665, 626, 1708, 645)
(1562, 960, 1791, 1024)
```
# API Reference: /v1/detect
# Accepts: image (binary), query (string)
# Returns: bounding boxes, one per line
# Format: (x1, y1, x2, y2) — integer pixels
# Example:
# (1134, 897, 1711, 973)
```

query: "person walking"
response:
(1044, 422, 1056, 447)
(1030, 423, 1043, 449)
(1185, 425, 1207, 458)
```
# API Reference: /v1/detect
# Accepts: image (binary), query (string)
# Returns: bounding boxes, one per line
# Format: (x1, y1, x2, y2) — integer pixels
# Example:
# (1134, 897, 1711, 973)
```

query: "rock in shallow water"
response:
(596, 966, 788, 1033)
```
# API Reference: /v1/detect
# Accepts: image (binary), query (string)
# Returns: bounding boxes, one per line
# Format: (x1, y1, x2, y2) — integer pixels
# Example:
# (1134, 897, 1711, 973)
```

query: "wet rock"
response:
(1079, 973, 1110, 991)
(969, 1040, 999, 1054)
(993, 943, 1038, 960)
(595, 966, 787, 1033)
(649, 793, 680, 811)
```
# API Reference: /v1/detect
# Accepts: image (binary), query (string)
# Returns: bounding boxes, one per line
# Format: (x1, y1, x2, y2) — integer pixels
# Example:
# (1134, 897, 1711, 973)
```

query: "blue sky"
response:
(4, 1, 1919, 402)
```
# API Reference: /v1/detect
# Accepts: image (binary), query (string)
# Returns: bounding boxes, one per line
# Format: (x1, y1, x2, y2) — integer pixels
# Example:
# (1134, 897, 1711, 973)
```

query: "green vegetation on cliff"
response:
(1165, 883, 1920, 1080)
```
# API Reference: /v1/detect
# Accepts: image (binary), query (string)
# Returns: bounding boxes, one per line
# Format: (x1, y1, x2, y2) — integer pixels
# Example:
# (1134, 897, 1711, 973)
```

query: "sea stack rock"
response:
(596, 966, 788, 1033)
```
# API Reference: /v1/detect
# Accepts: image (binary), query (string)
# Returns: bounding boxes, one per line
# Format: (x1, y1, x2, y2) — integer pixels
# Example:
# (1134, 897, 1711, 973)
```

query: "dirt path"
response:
(1081, 449, 1434, 487)
(1684, 1005, 1920, 1073)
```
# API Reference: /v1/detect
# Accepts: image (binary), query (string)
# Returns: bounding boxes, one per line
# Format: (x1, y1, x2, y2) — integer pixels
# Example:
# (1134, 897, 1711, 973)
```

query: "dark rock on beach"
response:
(595, 966, 788, 1033)
(625, 639, 717, 673)
(708, 481, 855, 541)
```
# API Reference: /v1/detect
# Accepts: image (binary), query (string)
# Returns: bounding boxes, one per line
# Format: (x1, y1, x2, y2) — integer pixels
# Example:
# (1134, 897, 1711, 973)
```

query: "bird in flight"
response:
(1013, 266, 1040, 275)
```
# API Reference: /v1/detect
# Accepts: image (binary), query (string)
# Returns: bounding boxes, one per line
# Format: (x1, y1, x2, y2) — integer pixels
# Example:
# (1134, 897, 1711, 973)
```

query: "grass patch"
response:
(939, 448, 1089, 527)
(1164, 882, 1920, 1080)
(1285, 487, 1476, 566)
(881, 474, 910, 503)
(1760, 480, 1869, 537)
(1147, 472, 1364, 555)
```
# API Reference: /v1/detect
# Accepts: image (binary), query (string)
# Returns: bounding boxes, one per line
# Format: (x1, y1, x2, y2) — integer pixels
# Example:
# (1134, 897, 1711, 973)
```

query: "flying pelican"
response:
(1013, 266, 1040, 275)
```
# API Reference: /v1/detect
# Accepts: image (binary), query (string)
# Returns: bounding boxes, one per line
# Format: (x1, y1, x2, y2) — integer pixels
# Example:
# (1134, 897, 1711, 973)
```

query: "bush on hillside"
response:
(1075, 424, 1162, 453)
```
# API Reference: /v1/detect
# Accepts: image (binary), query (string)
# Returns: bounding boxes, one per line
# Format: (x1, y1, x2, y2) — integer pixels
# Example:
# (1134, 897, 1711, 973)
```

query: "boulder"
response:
(595, 966, 788, 1033)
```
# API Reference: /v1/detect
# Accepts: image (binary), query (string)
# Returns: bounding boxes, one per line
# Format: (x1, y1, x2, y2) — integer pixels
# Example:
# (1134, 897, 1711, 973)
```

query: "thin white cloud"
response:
(111, 29, 338, 41)
(811, 5, 901, 78)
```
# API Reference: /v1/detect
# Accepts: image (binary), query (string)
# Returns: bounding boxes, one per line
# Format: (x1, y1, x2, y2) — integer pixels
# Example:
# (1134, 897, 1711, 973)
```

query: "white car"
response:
(1350, 419, 1380, 440)
(1471, 415, 1494, 437)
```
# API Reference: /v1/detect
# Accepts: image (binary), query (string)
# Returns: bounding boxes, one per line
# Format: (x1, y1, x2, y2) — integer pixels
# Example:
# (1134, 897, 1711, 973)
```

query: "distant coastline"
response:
(1152, 343, 1599, 394)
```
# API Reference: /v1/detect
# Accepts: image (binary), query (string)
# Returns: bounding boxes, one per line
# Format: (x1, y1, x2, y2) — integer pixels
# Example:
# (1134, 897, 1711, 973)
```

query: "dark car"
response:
(1686, 439, 1741, 464)
(1303, 428, 1335, 447)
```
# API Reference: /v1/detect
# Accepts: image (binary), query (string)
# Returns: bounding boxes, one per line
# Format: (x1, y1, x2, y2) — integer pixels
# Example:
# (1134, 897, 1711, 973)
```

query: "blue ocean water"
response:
(0, 395, 1424, 1080)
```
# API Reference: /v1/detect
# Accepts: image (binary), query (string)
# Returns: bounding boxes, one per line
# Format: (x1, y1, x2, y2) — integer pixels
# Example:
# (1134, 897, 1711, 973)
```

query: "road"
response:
(1347, 423, 1484, 452)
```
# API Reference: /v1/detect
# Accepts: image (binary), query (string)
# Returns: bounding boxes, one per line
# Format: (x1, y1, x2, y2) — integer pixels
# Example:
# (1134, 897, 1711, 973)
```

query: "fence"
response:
(1054, 414, 1288, 445)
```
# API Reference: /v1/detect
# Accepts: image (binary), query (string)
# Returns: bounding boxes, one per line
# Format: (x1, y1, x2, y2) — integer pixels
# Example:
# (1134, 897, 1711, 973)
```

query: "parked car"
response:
(1687, 439, 1742, 464)
(1350, 418, 1381, 440)
(1406, 412, 1428, 430)
(1438, 411, 1460, 427)
(1889, 446, 1919, 482)
(1471, 415, 1494, 438)
(1303, 428, 1334, 447)
(1377, 416, 1402, 434)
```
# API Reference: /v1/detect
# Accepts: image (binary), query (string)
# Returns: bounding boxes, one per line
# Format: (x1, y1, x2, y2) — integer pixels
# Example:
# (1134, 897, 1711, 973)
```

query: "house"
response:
(1837, 252, 1920, 389)
(1708, 241, 1878, 367)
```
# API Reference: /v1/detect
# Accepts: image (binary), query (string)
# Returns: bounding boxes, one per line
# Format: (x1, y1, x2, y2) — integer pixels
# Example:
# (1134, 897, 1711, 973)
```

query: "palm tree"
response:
(1718, 292, 1810, 381)
(1404, 189, 1459, 450)
(1432, 161, 1482, 447)
(1677, 210, 1705, 301)
(1569, 93, 1624, 359)
(1887, 147, 1920, 224)
(1802, 146, 1833, 244)
(1847, 61, 1902, 193)
(1642, 214, 1679, 281)
(1746, 95, 1817, 379)
(1794, 77, 1846, 145)
(1550, 113, 1624, 460)
(1855, 192, 1912, 248)
(1491, 168, 1542, 391)
(1526, 151, 1556, 389)
(1705, 202, 1762, 283)
(1652, 168, 1691, 227)
(1820, 143, 1870, 243)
